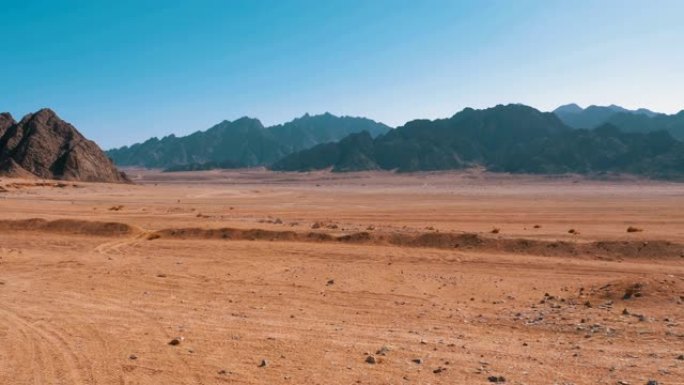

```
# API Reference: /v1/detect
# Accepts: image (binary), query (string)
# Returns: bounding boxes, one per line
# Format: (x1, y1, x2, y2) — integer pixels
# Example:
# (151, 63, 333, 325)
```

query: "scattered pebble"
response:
(376, 346, 390, 356)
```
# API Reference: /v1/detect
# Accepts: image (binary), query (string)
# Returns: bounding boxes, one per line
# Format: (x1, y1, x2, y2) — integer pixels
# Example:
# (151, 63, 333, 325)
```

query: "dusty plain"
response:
(0, 169, 682, 385)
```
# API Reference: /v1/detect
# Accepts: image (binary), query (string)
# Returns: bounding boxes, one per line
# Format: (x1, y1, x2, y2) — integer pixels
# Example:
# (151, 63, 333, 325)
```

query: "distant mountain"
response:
(272, 104, 684, 179)
(605, 111, 684, 141)
(0, 109, 129, 182)
(552, 103, 583, 115)
(553, 104, 660, 129)
(553, 104, 684, 140)
(274, 105, 568, 172)
(108, 117, 284, 168)
(107, 113, 391, 169)
(269, 112, 390, 152)
(496, 123, 684, 178)
(633, 108, 662, 118)
(271, 131, 380, 172)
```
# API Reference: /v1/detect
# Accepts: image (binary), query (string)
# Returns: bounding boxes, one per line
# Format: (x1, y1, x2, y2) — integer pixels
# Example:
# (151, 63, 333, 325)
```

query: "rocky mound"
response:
(0, 218, 136, 236)
(0, 108, 129, 183)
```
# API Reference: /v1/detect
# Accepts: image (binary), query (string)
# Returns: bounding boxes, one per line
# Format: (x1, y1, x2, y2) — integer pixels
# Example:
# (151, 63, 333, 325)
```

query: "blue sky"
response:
(1, 0, 683, 148)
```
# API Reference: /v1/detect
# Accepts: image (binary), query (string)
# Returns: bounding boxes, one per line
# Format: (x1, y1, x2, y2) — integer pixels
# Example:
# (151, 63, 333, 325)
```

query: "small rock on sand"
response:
(376, 346, 390, 356)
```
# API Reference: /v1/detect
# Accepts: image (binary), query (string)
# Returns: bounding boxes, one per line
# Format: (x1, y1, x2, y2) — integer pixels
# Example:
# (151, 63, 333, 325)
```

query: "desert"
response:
(3, 2, 684, 384)
(0, 170, 681, 385)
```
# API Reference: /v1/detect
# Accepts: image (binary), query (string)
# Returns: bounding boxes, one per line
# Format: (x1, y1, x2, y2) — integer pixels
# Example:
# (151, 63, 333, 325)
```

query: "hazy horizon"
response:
(2, 0, 683, 148)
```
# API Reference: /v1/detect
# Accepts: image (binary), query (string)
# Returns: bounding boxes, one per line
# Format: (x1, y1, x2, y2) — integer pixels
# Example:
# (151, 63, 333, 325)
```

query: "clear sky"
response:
(1, 0, 683, 149)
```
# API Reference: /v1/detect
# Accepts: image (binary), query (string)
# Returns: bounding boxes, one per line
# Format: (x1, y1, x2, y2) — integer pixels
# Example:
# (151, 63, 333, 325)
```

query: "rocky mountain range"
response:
(4, 104, 682, 182)
(272, 104, 684, 179)
(553, 104, 684, 141)
(106, 113, 391, 169)
(0, 109, 128, 183)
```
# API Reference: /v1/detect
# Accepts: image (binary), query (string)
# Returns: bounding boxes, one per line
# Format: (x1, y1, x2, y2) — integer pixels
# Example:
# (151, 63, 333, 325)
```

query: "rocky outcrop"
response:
(0, 112, 15, 138)
(0, 108, 129, 183)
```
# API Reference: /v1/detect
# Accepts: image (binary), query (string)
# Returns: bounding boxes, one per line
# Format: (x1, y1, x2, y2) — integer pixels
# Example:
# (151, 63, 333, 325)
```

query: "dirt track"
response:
(0, 170, 682, 384)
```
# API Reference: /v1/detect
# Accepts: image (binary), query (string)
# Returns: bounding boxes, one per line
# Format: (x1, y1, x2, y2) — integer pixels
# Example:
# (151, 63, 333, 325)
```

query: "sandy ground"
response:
(0, 169, 682, 385)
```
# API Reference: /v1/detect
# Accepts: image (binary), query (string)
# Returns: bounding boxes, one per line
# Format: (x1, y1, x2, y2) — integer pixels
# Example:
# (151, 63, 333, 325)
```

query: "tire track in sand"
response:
(0, 306, 87, 385)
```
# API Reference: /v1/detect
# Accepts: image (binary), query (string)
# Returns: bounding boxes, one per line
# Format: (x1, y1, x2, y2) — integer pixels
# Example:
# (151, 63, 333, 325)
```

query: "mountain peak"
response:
(20, 108, 60, 125)
(34, 107, 58, 118)
(233, 116, 265, 128)
(0, 108, 129, 183)
(553, 103, 583, 114)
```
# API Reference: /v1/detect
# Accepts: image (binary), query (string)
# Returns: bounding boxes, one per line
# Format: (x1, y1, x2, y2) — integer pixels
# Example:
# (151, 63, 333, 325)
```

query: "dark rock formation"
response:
(0, 112, 15, 138)
(271, 104, 684, 180)
(0, 108, 129, 183)
(106, 113, 391, 169)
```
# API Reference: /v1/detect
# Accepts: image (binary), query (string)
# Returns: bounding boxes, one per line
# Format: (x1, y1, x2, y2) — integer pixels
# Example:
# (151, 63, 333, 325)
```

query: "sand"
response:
(0, 169, 682, 384)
